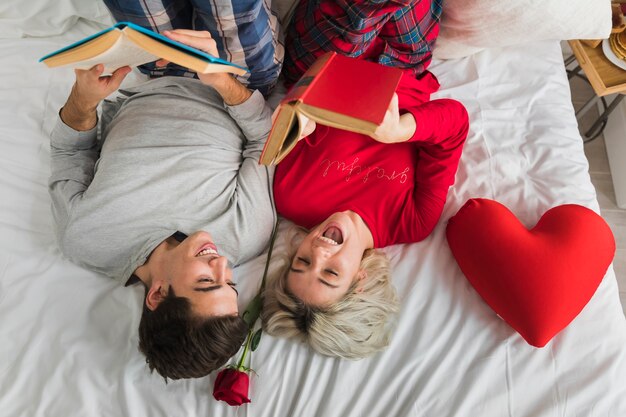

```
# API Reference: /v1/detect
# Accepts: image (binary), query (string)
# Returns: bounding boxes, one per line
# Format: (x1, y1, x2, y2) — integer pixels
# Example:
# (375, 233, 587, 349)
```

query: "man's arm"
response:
(60, 88, 98, 131)
(161, 30, 273, 155)
(49, 65, 130, 234)
(163, 29, 275, 216)
(209, 72, 253, 106)
(214, 72, 275, 229)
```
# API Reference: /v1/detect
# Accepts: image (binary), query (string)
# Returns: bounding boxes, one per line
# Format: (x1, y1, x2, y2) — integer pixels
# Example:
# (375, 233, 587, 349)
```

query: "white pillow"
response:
(434, 0, 612, 59)
(0, 0, 114, 38)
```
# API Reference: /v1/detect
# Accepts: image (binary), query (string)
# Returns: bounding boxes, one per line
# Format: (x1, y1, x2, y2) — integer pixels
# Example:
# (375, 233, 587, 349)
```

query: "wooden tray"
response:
(568, 39, 626, 96)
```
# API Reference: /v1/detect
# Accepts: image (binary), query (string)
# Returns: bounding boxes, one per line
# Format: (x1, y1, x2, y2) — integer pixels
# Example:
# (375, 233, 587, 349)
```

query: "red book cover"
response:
(285, 52, 404, 126)
(260, 52, 404, 165)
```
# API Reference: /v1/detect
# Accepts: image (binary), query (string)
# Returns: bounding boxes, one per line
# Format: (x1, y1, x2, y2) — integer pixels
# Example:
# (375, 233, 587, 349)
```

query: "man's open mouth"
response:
(196, 243, 218, 257)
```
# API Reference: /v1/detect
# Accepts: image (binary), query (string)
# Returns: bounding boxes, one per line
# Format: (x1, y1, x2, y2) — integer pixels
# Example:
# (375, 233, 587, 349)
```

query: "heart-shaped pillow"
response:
(446, 198, 615, 347)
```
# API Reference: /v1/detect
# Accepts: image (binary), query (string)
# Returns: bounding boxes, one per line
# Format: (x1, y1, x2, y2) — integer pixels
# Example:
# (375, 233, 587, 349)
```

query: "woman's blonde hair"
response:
(261, 227, 399, 359)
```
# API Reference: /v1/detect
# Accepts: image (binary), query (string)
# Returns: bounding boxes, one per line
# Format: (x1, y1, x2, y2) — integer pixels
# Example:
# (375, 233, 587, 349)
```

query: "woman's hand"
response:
(299, 117, 317, 140)
(271, 107, 317, 141)
(159, 29, 252, 105)
(368, 93, 416, 144)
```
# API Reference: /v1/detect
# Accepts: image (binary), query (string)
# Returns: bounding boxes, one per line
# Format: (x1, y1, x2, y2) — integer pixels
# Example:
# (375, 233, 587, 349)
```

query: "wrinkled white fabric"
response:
(0, 21, 625, 417)
(0, 0, 113, 38)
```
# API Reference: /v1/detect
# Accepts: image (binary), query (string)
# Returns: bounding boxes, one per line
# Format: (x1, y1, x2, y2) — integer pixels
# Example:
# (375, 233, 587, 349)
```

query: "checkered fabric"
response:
(103, 0, 284, 95)
(282, 0, 442, 86)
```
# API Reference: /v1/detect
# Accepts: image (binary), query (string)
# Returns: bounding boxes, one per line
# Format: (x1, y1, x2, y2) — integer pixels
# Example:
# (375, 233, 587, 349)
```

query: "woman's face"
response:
(287, 212, 368, 307)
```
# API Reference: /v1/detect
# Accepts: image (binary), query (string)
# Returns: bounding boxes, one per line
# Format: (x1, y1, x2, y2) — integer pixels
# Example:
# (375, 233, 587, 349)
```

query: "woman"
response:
(262, 0, 469, 359)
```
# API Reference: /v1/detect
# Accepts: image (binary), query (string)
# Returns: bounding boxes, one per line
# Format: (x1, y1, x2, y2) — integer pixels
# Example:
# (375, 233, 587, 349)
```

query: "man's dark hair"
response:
(138, 288, 248, 380)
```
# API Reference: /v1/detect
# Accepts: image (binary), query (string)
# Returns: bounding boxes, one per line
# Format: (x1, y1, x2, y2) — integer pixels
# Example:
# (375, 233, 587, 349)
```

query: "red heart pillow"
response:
(446, 198, 615, 347)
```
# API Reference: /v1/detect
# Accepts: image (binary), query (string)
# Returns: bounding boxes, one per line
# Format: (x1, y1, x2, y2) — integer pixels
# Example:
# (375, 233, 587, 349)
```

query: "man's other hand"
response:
(73, 65, 132, 110)
(60, 65, 131, 131)
(158, 30, 229, 88)
(158, 30, 252, 105)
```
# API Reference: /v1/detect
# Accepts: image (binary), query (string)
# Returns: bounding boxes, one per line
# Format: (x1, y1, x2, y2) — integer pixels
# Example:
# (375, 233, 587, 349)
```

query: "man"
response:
(49, 30, 275, 379)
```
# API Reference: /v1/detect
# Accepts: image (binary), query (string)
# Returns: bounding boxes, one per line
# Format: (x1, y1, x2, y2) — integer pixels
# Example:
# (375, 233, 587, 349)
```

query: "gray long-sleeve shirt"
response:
(49, 77, 275, 284)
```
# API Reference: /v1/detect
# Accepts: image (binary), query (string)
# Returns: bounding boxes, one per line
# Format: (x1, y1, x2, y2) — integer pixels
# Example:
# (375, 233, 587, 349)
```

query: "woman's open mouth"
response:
(320, 224, 344, 245)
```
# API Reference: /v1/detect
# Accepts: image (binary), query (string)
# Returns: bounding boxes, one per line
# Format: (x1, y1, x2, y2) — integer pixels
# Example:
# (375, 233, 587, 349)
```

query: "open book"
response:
(39, 22, 248, 76)
(259, 52, 403, 166)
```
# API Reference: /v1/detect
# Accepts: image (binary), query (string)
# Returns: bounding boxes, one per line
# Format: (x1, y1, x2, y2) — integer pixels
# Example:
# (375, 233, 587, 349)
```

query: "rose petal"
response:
(213, 369, 251, 406)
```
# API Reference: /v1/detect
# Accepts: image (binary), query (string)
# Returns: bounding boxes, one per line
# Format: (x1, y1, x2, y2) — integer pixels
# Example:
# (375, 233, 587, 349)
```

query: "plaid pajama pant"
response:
(282, 0, 443, 87)
(103, 0, 284, 95)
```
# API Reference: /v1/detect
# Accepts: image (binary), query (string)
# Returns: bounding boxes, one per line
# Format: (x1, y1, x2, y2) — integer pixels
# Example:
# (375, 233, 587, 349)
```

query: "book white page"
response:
(295, 111, 313, 141)
(72, 35, 159, 74)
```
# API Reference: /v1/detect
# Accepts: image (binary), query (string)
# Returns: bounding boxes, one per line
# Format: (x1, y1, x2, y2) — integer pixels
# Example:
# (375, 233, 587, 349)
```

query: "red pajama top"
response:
(274, 71, 469, 248)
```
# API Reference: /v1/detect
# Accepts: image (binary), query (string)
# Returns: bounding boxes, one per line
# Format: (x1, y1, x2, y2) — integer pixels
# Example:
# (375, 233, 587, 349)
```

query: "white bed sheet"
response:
(1, 21, 625, 417)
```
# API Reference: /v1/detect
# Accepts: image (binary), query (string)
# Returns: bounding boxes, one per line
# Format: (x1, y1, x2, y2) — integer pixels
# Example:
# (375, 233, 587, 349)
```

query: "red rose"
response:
(213, 368, 251, 406)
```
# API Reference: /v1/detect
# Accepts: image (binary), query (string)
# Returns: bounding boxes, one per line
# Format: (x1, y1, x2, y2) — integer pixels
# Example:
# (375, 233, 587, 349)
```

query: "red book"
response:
(259, 51, 403, 165)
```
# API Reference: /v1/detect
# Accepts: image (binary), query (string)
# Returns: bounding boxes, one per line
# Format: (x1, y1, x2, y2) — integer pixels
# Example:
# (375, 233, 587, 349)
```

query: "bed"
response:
(1, 1, 625, 416)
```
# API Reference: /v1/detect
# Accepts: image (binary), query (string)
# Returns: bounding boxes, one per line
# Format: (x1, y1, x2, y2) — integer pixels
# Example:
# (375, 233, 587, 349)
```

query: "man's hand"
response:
(73, 64, 131, 109)
(61, 64, 131, 131)
(369, 93, 416, 144)
(158, 29, 225, 87)
(158, 29, 253, 105)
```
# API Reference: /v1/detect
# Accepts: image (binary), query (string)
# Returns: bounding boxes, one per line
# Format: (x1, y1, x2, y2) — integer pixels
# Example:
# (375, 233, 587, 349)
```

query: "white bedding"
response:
(1, 21, 626, 417)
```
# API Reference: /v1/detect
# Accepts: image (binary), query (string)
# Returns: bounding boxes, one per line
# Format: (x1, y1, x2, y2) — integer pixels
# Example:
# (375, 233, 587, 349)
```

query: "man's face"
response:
(159, 231, 239, 317)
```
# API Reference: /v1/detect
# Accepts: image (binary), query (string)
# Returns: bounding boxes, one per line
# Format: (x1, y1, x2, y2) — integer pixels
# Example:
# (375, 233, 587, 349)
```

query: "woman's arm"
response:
(407, 98, 469, 185)
(403, 98, 470, 241)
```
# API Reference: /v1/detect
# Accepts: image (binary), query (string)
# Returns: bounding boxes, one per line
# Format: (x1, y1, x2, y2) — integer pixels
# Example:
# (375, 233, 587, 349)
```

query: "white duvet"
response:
(1, 21, 625, 417)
